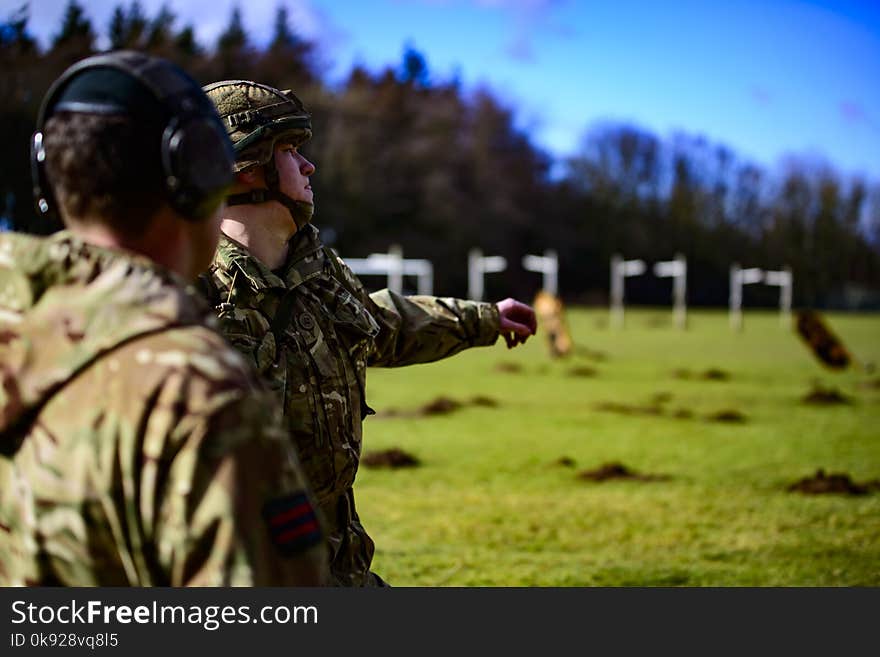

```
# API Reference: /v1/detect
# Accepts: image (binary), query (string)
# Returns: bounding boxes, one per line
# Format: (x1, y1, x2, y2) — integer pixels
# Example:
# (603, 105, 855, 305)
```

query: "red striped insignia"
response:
(262, 492, 322, 555)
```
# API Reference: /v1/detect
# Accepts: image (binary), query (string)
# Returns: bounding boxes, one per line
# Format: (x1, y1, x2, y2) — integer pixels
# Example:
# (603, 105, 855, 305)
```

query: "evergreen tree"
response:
(271, 5, 296, 50)
(109, 1, 147, 50)
(400, 44, 428, 87)
(174, 25, 200, 58)
(213, 5, 252, 78)
(108, 5, 126, 49)
(51, 0, 94, 50)
(260, 4, 316, 88)
(218, 6, 247, 53)
(0, 4, 37, 55)
(146, 5, 175, 51)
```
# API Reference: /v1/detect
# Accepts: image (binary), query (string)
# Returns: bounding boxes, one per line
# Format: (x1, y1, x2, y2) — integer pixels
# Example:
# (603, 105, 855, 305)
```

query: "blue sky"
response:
(16, 0, 880, 179)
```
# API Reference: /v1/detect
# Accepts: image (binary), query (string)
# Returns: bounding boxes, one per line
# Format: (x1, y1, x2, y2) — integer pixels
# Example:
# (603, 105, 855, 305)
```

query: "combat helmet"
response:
(203, 80, 314, 227)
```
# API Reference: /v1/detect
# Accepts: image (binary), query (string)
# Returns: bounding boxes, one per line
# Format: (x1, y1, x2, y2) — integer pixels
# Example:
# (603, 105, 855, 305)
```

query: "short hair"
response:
(42, 111, 165, 238)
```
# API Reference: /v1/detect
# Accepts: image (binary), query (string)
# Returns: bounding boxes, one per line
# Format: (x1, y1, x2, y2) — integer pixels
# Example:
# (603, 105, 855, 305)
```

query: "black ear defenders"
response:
(31, 50, 234, 222)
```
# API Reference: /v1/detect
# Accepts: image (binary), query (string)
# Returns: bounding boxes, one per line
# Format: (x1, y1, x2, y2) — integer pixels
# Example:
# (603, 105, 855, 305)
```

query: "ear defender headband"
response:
(31, 50, 235, 222)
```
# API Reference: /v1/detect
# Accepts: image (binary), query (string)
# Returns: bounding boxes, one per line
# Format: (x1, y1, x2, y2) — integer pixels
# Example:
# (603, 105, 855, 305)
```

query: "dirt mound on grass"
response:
(706, 409, 747, 423)
(380, 395, 500, 418)
(362, 448, 421, 469)
(592, 396, 696, 420)
(593, 401, 663, 416)
(420, 396, 462, 415)
(567, 366, 598, 378)
(702, 368, 730, 381)
(802, 384, 851, 406)
(578, 462, 670, 482)
(787, 469, 880, 496)
(494, 361, 523, 374)
(553, 456, 577, 468)
(672, 368, 731, 381)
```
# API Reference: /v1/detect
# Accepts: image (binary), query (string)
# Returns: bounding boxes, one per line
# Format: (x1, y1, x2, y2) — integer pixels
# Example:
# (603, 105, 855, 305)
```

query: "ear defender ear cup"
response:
(162, 112, 236, 219)
(31, 51, 234, 223)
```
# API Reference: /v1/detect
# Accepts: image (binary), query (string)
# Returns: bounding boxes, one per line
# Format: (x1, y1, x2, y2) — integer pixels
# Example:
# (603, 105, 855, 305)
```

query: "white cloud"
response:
(433, 0, 572, 63)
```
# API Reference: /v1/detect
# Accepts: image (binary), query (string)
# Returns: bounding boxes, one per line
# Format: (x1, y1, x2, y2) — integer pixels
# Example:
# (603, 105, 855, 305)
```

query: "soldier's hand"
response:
(496, 298, 537, 349)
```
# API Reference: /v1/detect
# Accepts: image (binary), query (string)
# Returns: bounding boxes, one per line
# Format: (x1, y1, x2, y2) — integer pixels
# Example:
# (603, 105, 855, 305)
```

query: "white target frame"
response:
(522, 250, 559, 296)
(468, 249, 507, 301)
(345, 244, 434, 295)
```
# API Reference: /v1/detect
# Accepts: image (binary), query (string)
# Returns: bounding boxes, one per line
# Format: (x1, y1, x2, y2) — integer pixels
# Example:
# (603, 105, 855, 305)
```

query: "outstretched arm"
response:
(329, 252, 536, 366)
(367, 289, 502, 366)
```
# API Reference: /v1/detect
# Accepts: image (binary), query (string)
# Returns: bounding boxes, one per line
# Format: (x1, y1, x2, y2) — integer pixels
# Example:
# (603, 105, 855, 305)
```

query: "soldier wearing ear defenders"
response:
(199, 80, 538, 586)
(0, 52, 327, 586)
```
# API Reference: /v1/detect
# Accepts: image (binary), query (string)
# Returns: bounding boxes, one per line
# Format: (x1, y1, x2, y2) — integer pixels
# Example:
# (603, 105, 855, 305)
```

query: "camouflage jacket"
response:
(0, 232, 325, 586)
(200, 225, 500, 585)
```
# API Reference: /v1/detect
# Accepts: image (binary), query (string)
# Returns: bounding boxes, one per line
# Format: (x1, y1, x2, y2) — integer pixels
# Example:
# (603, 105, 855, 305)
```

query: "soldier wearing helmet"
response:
(200, 79, 537, 586)
(205, 81, 316, 230)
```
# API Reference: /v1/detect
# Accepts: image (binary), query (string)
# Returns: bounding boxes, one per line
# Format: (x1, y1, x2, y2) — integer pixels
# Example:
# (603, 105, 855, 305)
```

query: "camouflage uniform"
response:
(200, 224, 500, 586)
(0, 232, 324, 586)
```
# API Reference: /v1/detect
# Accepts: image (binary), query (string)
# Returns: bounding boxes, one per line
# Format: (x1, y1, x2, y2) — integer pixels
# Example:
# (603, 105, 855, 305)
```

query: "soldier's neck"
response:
(65, 210, 199, 281)
(220, 208, 296, 270)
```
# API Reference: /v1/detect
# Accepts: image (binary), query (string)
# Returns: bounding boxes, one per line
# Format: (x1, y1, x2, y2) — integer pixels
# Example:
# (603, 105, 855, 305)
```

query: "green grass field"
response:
(356, 308, 880, 586)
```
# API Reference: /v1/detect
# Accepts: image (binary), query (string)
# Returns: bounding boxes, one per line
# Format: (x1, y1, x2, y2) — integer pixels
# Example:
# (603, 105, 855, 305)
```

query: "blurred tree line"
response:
(2, 2, 879, 309)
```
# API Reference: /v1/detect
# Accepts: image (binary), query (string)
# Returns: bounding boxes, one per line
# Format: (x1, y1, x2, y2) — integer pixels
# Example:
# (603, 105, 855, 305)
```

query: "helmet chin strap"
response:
(226, 189, 314, 229)
(226, 154, 314, 229)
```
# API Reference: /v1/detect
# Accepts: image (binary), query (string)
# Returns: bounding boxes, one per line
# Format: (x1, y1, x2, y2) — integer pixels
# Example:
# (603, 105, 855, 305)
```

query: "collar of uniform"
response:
(278, 224, 327, 288)
(11, 230, 211, 326)
(214, 233, 288, 292)
(285, 223, 323, 260)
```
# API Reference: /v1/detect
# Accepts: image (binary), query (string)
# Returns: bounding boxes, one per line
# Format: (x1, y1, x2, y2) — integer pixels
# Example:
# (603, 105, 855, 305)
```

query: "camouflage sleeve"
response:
(0, 458, 39, 586)
(332, 255, 500, 367)
(366, 291, 501, 366)
(160, 389, 328, 586)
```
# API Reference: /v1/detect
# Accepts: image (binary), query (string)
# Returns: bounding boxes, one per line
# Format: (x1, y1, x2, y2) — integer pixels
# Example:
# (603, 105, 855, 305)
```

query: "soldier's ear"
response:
(236, 167, 262, 187)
